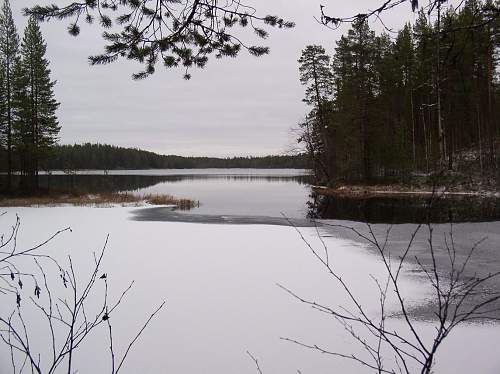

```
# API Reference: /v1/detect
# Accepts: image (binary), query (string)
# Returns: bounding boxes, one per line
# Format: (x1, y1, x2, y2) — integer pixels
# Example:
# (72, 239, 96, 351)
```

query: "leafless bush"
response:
(0, 213, 165, 373)
(280, 214, 500, 374)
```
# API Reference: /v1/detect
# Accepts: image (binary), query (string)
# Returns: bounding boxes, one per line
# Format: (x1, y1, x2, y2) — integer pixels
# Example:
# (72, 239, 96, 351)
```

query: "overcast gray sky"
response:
(12, 1, 418, 157)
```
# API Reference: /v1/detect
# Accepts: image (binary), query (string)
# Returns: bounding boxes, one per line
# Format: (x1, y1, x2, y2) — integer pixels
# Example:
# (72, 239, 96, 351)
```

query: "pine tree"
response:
(298, 45, 335, 182)
(15, 17, 60, 191)
(23, 1, 294, 80)
(413, 10, 435, 171)
(0, 0, 20, 192)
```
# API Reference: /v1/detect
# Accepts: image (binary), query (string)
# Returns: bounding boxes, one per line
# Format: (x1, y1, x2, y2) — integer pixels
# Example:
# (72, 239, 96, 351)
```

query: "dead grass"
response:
(143, 194, 198, 209)
(0, 192, 198, 209)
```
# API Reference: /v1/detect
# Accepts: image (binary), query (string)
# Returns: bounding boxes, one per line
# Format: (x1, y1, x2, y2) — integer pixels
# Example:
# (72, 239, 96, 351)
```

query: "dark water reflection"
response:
(308, 192, 500, 223)
(30, 173, 310, 194)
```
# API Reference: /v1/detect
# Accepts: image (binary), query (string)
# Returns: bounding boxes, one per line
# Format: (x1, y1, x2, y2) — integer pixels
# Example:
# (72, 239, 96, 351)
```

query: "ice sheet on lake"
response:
(0, 207, 499, 374)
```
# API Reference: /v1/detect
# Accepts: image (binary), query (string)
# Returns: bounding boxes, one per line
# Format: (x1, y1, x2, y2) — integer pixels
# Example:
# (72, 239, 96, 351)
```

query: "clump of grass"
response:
(143, 194, 198, 210)
(0, 192, 198, 210)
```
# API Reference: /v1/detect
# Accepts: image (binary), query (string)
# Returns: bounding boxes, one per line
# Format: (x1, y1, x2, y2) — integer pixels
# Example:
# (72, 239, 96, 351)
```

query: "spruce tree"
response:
(0, 0, 19, 192)
(11, 56, 29, 181)
(16, 17, 60, 191)
(345, 19, 377, 181)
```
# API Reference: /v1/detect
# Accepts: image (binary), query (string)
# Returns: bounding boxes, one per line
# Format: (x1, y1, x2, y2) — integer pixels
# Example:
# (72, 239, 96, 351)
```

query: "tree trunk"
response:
(6, 57, 12, 193)
(411, 87, 416, 169)
(436, 3, 446, 167)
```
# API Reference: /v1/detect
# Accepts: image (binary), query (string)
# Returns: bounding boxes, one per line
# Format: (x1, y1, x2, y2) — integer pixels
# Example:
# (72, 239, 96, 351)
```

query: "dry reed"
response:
(0, 192, 198, 210)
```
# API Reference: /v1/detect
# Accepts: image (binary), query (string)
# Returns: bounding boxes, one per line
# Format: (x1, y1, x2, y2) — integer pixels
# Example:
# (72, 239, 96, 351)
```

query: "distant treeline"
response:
(34, 143, 310, 170)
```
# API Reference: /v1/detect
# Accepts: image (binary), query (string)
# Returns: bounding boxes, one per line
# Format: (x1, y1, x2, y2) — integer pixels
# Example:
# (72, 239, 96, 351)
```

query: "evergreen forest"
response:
(298, 0, 499, 186)
(0, 0, 59, 193)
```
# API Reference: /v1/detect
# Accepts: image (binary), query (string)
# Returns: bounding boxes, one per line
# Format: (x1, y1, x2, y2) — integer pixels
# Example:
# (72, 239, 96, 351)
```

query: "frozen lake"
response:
(1, 170, 500, 373)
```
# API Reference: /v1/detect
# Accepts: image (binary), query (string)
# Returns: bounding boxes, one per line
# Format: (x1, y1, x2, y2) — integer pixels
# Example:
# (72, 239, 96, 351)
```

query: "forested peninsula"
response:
(297, 1, 499, 194)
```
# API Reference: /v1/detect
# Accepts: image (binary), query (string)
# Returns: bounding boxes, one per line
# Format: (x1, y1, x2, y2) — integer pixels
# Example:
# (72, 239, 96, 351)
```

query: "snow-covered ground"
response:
(1, 207, 499, 373)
